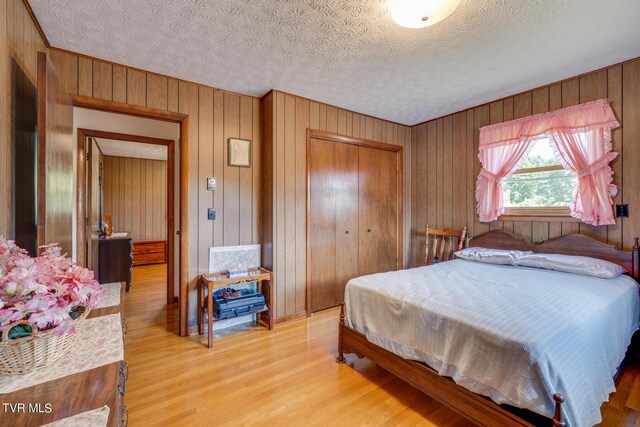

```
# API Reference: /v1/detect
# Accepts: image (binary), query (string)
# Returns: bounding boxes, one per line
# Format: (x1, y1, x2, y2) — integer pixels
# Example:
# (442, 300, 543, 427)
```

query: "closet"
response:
(307, 131, 402, 313)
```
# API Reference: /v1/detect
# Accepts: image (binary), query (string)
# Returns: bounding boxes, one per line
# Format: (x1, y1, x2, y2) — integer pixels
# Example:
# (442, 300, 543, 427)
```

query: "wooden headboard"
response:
(470, 230, 640, 280)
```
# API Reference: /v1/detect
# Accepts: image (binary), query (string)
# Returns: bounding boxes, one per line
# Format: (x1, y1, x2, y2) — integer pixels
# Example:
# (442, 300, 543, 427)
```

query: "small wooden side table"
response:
(198, 267, 274, 348)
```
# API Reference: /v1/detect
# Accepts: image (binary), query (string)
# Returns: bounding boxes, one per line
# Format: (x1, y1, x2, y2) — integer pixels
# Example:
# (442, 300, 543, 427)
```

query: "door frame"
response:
(84, 137, 104, 273)
(72, 95, 190, 337)
(77, 128, 176, 304)
(305, 129, 403, 315)
(37, 51, 74, 255)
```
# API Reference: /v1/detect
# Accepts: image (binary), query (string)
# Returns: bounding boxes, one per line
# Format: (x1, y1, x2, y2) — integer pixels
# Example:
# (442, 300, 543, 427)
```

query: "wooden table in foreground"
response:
(198, 267, 274, 348)
(0, 314, 127, 426)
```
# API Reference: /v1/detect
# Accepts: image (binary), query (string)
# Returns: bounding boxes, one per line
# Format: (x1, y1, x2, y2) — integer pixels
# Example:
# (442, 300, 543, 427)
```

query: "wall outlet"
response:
(616, 204, 629, 218)
(207, 177, 216, 191)
(207, 208, 216, 220)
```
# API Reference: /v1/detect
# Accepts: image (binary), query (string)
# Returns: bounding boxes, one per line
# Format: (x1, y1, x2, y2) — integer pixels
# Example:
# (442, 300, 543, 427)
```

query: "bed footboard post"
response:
(336, 303, 346, 364)
(552, 393, 565, 427)
(632, 237, 639, 281)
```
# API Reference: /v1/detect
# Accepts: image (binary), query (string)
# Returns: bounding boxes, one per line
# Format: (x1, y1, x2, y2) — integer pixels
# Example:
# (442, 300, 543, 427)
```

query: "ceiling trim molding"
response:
(23, 0, 50, 48)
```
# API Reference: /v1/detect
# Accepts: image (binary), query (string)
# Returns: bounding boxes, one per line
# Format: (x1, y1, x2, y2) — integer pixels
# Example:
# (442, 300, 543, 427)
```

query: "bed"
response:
(336, 231, 640, 427)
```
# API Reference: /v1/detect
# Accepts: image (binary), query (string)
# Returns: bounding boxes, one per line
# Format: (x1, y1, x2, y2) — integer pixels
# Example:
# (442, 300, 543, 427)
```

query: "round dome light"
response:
(390, 0, 460, 29)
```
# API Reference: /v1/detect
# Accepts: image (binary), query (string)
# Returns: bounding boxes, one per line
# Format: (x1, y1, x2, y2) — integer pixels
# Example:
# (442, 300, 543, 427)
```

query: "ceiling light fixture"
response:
(390, 0, 460, 29)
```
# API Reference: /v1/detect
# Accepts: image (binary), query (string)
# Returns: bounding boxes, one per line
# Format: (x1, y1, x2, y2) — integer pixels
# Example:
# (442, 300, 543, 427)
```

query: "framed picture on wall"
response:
(228, 138, 251, 167)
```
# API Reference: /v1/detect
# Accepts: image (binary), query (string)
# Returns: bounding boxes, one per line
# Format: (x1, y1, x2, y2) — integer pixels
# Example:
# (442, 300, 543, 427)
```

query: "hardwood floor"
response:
(124, 264, 640, 426)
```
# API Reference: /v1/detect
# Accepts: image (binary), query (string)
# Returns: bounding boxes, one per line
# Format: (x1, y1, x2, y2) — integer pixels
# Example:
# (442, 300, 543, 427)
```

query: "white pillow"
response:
(454, 247, 533, 265)
(517, 253, 626, 278)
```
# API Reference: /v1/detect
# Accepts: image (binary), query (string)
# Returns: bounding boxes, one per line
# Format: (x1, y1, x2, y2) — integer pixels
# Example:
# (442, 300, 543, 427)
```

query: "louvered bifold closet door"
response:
(358, 146, 398, 276)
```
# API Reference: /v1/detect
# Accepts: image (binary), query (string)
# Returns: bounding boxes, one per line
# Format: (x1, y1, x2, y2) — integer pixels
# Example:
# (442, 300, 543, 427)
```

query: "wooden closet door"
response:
(377, 148, 399, 271)
(309, 138, 337, 312)
(358, 146, 398, 276)
(334, 143, 359, 303)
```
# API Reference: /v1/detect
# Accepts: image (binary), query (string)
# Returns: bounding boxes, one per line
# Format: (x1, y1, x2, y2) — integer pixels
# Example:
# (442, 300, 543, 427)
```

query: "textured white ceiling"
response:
(31, 0, 640, 125)
(96, 138, 168, 161)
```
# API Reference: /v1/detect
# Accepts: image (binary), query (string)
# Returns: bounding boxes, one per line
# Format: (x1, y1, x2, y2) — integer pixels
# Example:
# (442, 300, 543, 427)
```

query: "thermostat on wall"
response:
(207, 177, 216, 191)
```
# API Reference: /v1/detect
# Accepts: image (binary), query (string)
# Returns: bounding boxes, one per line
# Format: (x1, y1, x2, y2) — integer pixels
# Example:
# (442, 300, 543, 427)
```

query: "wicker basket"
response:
(0, 307, 90, 375)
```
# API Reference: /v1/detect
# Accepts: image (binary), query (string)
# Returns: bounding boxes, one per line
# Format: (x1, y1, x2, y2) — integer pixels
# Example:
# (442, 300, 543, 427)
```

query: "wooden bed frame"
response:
(336, 230, 640, 427)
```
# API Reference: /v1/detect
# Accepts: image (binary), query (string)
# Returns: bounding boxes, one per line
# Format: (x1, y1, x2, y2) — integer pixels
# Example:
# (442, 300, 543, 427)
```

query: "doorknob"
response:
(367, 228, 372, 233)
(345, 230, 350, 234)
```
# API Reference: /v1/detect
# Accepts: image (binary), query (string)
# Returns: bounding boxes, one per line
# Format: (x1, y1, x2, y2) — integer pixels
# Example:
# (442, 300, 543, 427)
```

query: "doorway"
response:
(71, 97, 189, 336)
(78, 129, 175, 309)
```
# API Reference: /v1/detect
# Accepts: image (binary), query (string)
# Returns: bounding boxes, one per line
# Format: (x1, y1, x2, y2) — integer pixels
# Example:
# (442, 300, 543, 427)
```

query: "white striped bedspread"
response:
(344, 259, 640, 427)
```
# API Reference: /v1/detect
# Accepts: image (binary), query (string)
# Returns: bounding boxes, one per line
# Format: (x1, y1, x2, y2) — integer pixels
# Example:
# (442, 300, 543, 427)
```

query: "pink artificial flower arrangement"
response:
(0, 238, 104, 339)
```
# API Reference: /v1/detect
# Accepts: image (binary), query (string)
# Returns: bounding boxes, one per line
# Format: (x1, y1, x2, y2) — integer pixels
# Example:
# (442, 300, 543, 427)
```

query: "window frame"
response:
(501, 152, 573, 218)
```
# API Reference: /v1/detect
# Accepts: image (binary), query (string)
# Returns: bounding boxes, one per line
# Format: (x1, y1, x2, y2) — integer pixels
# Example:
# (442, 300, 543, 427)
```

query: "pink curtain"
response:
(477, 99, 620, 224)
(551, 128, 617, 225)
(476, 139, 532, 223)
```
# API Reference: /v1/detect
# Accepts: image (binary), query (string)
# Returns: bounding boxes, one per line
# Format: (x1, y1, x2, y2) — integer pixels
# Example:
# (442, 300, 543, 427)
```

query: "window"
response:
(477, 99, 619, 225)
(502, 137, 577, 215)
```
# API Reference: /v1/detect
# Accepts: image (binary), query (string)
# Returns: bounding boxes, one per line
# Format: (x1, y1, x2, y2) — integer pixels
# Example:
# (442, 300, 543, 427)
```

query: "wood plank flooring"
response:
(125, 264, 639, 426)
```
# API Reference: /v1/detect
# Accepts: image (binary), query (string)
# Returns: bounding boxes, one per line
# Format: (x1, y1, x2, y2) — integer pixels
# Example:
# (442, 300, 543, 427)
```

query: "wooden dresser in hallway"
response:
(99, 237, 134, 291)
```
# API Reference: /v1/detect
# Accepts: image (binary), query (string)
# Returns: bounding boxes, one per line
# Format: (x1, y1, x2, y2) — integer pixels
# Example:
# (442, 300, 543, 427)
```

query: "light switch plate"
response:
(207, 177, 216, 191)
(207, 208, 216, 220)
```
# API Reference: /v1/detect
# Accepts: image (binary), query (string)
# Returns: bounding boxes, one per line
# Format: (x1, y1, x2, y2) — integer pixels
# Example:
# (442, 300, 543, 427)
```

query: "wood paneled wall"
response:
(409, 59, 640, 267)
(103, 156, 168, 241)
(48, 49, 261, 328)
(261, 91, 412, 320)
(7, 0, 640, 325)
(0, 0, 48, 237)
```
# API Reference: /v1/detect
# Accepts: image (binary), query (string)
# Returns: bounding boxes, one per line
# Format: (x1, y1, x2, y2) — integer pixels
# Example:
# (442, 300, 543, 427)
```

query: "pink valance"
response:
(479, 99, 620, 150)
(476, 99, 620, 226)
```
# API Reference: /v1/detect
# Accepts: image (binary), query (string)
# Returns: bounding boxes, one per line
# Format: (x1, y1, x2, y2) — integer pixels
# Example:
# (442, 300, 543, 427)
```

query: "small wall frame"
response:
(228, 137, 251, 167)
